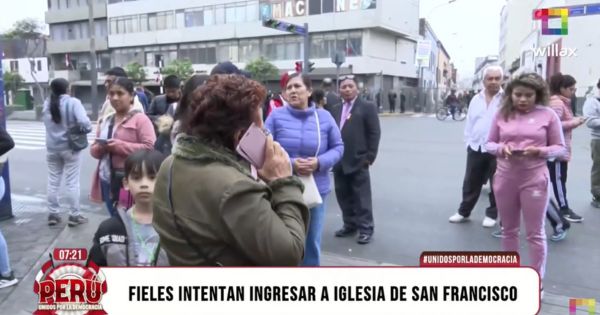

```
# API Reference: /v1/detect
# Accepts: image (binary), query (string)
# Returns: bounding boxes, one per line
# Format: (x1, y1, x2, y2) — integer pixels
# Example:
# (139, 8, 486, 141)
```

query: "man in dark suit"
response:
(331, 76, 381, 244)
(147, 75, 181, 123)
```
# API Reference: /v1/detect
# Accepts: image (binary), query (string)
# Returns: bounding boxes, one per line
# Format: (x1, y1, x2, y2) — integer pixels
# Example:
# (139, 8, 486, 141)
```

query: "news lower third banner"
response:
(34, 250, 541, 315)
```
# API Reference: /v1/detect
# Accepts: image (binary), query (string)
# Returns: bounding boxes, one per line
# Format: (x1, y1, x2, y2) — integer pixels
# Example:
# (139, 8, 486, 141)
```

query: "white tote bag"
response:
(298, 111, 323, 209)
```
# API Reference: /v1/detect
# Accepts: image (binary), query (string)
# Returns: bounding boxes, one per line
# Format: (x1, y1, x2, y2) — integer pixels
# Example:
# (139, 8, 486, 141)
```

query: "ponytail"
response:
(49, 78, 70, 124)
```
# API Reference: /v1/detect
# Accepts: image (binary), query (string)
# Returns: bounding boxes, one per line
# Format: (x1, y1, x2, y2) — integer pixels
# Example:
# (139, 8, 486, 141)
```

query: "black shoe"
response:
(0, 271, 18, 289)
(561, 208, 583, 223)
(335, 227, 357, 237)
(48, 214, 62, 226)
(357, 234, 372, 245)
(68, 214, 89, 227)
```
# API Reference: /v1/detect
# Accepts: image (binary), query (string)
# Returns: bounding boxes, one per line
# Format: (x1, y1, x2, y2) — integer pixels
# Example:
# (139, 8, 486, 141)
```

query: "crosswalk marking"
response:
(7, 122, 97, 151)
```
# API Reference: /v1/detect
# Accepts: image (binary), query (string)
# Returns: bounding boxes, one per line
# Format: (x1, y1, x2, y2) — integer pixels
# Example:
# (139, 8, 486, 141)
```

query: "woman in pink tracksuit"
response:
(485, 73, 567, 284)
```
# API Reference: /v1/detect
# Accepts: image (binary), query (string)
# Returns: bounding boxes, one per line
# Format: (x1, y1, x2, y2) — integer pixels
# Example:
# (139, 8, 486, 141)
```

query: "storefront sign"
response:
(260, 0, 376, 19)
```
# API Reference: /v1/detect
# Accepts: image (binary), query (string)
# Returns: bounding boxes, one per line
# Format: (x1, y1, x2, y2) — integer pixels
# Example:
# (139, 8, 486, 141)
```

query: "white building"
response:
(105, 0, 421, 91)
(1, 58, 50, 84)
(513, 0, 600, 98)
(498, 0, 538, 73)
(472, 55, 498, 90)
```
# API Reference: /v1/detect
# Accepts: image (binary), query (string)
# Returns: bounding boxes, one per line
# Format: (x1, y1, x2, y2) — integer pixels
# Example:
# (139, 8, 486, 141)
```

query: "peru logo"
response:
(33, 257, 108, 315)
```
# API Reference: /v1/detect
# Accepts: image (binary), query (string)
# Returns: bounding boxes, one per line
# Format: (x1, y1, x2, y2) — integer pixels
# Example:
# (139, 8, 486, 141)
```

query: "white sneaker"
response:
(482, 217, 496, 228)
(449, 213, 469, 223)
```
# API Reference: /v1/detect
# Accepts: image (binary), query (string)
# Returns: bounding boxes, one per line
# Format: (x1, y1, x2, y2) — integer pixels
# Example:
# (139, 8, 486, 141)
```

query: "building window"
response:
(347, 31, 362, 56)
(214, 5, 225, 24)
(239, 39, 260, 62)
(48, 0, 52, 10)
(246, 2, 259, 22)
(139, 14, 148, 32)
(148, 13, 157, 31)
(309, 0, 321, 15)
(185, 10, 204, 27)
(284, 36, 301, 60)
(10, 61, 18, 72)
(225, 5, 236, 23)
(37, 60, 43, 71)
(217, 41, 238, 62)
(261, 38, 277, 61)
(205, 6, 216, 25)
(322, 0, 334, 13)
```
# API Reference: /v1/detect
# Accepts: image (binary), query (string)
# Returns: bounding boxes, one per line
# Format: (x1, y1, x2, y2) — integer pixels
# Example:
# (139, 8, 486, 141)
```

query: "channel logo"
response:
(533, 8, 569, 35)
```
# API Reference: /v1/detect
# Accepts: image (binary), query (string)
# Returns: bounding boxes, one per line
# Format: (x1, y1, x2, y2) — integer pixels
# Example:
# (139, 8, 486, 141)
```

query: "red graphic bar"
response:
(53, 248, 88, 261)
(420, 251, 520, 267)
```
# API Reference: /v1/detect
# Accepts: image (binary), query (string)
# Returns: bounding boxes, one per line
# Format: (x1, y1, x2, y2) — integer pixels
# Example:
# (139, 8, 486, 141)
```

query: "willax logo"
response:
(569, 298, 596, 315)
(534, 8, 569, 35)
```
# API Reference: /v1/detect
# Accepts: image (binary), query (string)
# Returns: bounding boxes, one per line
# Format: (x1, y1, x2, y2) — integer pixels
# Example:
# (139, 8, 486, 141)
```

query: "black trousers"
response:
(458, 147, 498, 219)
(334, 168, 374, 235)
(547, 160, 570, 209)
(546, 198, 570, 232)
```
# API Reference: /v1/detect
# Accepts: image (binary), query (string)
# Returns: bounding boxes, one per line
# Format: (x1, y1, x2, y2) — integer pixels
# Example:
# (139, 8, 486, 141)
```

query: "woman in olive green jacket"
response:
(152, 74, 309, 266)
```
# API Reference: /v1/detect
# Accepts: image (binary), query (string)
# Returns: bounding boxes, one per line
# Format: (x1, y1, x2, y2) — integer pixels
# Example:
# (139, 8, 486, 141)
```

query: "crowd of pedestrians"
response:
(1, 58, 598, 297)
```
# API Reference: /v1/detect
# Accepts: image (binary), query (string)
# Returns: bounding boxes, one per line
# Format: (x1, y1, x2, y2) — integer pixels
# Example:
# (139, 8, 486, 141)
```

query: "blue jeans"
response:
(100, 180, 116, 217)
(302, 194, 327, 266)
(0, 179, 10, 276)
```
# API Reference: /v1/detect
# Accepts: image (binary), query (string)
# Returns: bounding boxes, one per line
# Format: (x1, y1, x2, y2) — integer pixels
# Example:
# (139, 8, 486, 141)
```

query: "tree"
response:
(125, 62, 147, 84)
(3, 72, 24, 104)
(161, 60, 194, 81)
(245, 57, 279, 83)
(3, 19, 46, 104)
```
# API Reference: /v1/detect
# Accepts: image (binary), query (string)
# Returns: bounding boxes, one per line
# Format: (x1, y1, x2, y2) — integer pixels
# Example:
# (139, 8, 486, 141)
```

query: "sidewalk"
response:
(0, 203, 592, 314)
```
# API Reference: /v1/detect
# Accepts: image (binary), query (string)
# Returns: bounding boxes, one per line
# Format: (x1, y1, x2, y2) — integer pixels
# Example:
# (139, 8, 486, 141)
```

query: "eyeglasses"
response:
(339, 75, 355, 81)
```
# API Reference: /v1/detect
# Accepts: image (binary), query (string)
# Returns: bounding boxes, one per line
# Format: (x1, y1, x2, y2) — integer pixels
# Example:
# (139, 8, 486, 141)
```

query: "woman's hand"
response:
(258, 136, 292, 183)
(294, 158, 318, 176)
(502, 144, 512, 158)
(106, 138, 124, 152)
(574, 117, 586, 127)
(523, 146, 541, 157)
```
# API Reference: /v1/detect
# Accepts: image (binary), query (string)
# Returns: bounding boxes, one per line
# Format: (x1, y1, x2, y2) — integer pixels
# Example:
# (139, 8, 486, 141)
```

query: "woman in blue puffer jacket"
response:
(265, 72, 344, 266)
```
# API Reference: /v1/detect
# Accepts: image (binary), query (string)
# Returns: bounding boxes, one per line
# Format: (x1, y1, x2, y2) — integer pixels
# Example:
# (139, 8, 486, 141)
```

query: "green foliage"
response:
(245, 57, 279, 83)
(3, 18, 44, 39)
(126, 62, 147, 84)
(3, 72, 24, 95)
(161, 60, 194, 81)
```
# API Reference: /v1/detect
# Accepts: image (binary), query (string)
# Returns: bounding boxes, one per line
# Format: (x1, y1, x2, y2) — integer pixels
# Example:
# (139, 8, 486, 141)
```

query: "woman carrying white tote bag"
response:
(264, 72, 344, 266)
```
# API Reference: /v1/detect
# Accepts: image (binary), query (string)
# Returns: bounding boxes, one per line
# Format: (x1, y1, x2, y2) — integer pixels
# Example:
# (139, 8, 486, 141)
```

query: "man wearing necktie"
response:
(331, 76, 381, 244)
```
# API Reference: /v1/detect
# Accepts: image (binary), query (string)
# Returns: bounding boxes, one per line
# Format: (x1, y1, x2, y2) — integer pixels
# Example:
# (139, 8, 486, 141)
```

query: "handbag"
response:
(65, 100, 89, 151)
(298, 110, 323, 209)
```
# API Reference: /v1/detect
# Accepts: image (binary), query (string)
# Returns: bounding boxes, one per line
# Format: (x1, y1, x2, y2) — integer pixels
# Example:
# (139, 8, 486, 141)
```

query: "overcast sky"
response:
(1, 0, 506, 79)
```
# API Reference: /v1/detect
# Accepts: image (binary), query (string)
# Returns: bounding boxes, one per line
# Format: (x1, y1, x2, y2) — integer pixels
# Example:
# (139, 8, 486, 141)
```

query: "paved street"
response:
(0, 116, 598, 314)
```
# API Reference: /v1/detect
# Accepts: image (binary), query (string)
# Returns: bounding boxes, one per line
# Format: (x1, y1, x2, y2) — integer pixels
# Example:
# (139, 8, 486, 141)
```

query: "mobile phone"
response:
(511, 149, 525, 156)
(96, 138, 108, 145)
(236, 123, 268, 168)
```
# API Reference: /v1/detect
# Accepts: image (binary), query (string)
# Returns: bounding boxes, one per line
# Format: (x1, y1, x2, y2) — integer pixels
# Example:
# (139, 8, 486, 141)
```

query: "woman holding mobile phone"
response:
(486, 73, 567, 297)
(547, 73, 586, 223)
(90, 77, 156, 216)
(265, 73, 344, 266)
(152, 74, 309, 266)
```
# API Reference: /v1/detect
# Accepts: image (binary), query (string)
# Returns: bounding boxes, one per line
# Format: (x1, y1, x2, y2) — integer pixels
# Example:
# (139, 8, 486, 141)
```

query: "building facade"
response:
(498, 0, 537, 73)
(1, 38, 49, 105)
(472, 55, 498, 90)
(104, 0, 420, 94)
(46, 0, 110, 84)
(506, 0, 600, 103)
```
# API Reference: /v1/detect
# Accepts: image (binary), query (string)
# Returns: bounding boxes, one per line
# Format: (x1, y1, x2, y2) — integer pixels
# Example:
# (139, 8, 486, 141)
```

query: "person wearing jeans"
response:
(265, 73, 344, 266)
(0, 126, 17, 289)
(43, 78, 92, 226)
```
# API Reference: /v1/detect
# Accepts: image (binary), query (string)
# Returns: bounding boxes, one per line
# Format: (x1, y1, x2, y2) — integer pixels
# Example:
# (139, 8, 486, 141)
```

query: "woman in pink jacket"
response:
(90, 77, 156, 216)
(547, 73, 586, 223)
(486, 73, 567, 295)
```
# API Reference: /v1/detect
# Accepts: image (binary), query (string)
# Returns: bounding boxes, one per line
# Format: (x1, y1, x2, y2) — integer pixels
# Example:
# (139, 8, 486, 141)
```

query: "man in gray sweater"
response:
(582, 78, 600, 208)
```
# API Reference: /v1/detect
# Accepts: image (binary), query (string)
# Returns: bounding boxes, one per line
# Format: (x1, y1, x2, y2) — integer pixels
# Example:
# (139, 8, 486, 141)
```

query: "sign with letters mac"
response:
(259, 0, 376, 19)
